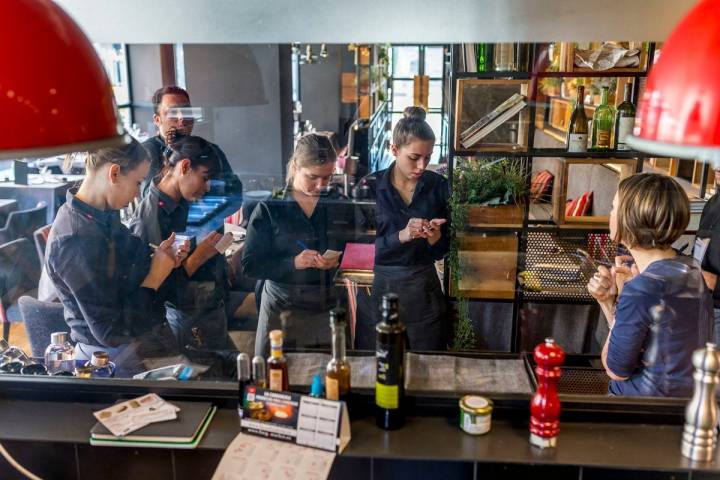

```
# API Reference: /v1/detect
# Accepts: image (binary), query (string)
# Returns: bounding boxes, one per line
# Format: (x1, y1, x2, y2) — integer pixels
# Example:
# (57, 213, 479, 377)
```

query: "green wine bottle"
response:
(614, 83, 636, 151)
(566, 85, 588, 153)
(591, 87, 614, 150)
(477, 44, 493, 72)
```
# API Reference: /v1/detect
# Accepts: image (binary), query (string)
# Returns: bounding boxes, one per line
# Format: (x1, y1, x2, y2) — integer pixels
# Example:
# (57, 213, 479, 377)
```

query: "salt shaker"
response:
(681, 342, 720, 462)
(530, 337, 565, 448)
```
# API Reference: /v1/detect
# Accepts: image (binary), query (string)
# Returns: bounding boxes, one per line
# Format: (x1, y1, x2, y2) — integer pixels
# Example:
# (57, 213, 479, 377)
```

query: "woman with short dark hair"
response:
(587, 173, 713, 397)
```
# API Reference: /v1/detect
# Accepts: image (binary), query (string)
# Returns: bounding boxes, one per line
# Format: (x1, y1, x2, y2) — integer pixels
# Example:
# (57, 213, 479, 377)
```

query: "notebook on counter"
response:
(90, 401, 216, 449)
(339, 242, 375, 272)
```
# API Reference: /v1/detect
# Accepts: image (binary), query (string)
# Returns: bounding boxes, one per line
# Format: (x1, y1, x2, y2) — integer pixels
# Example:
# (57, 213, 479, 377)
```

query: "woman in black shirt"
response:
(130, 135, 230, 350)
(46, 139, 183, 376)
(370, 107, 449, 350)
(242, 134, 343, 356)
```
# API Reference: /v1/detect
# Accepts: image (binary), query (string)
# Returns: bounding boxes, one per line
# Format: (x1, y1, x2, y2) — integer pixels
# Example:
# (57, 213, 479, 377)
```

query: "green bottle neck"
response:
(600, 88, 609, 106)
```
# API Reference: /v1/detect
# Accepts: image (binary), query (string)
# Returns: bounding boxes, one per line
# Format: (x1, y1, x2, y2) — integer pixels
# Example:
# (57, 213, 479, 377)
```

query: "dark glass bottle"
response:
(237, 353, 251, 417)
(566, 85, 588, 152)
(375, 293, 406, 430)
(614, 83, 636, 151)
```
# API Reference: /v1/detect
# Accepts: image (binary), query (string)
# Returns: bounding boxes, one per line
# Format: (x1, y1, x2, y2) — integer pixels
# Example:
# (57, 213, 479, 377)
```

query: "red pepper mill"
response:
(530, 337, 565, 449)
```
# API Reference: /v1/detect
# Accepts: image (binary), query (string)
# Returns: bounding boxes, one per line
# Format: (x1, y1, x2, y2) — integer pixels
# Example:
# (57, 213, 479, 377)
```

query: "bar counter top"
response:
(0, 398, 719, 478)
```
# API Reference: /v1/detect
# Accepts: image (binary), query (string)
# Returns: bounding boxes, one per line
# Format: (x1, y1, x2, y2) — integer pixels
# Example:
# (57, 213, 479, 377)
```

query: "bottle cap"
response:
(310, 374, 324, 398)
(330, 308, 347, 327)
(381, 293, 399, 323)
(237, 353, 251, 381)
(74, 365, 94, 378)
(90, 351, 109, 368)
(252, 355, 267, 381)
(269, 330, 284, 346)
(50, 332, 68, 346)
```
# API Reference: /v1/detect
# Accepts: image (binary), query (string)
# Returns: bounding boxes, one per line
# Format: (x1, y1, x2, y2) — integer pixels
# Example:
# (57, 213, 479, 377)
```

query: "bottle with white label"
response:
(566, 85, 588, 153)
(326, 308, 351, 401)
(267, 329, 288, 391)
(614, 83, 636, 151)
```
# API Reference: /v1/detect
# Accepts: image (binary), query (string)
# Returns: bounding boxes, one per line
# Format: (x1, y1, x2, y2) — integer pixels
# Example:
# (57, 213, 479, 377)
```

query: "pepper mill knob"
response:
(681, 342, 720, 462)
(530, 337, 565, 449)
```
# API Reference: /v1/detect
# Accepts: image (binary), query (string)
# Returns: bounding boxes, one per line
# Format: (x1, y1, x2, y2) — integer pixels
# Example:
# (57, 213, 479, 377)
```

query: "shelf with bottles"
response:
(453, 79, 531, 153)
(354, 44, 389, 119)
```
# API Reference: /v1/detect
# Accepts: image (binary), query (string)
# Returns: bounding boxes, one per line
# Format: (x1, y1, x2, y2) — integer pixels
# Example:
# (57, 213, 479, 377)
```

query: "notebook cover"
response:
(89, 407, 216, 449)
(338, 242, 375, 272)
(90, 401, 213, 443)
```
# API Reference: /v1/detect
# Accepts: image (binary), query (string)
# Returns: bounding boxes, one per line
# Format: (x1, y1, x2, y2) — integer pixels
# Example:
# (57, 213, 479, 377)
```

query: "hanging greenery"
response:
(446, 157, 528, 351)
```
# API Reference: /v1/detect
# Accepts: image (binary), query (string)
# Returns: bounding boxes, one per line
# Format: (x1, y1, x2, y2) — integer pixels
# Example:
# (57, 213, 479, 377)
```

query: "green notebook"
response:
(90, 402, 216, 449)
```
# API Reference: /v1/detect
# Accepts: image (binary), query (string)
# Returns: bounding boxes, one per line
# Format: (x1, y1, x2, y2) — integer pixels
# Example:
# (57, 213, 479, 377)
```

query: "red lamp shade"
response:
(0, 0, 127, 160)
(626, 0, 720, 163)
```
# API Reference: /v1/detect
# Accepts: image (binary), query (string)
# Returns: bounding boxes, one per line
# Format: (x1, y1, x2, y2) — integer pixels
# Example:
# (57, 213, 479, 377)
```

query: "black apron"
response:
(255, 280, 339, 357)
(370, 264, 446, 351)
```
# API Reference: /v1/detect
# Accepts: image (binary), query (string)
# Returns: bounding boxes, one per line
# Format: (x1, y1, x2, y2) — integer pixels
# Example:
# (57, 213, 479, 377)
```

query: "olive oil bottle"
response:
(375, 293, 406, 430)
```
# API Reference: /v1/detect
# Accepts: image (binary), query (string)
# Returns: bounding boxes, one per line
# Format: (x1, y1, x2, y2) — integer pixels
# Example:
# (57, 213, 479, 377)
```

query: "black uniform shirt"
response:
(241, 189, 350, 286)
(698, 192, 720, 305)
(46, 190, 164, 347)
(372, 163, 450, 267)
(129, 182, 226, 310)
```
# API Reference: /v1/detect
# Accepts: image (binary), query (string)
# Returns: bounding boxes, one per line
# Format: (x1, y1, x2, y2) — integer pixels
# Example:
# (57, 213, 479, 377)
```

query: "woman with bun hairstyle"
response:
(369, 106, 449, 350)
(46, 138, 183, 376)
(130, 135, 232, 350)
(242, 133, 346, 356)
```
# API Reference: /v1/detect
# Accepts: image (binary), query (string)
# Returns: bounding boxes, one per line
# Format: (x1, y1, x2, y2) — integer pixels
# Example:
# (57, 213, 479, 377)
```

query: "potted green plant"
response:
(452, 157, 527, 228)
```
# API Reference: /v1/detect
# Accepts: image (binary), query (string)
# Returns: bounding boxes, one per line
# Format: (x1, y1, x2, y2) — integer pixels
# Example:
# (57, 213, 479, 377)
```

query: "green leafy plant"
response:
(446, 157, 528, 351)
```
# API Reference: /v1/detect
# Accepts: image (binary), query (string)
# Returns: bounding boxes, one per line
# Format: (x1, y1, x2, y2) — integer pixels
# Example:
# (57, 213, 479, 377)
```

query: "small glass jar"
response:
(459, 395, 493, 435)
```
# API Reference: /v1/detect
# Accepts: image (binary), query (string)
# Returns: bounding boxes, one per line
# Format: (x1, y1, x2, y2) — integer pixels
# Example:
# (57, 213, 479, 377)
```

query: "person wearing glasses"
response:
(139, 86, 241, 197)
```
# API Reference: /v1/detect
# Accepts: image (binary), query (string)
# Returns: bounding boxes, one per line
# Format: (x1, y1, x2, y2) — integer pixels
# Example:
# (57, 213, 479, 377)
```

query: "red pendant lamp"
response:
(0, 0, 127, 160)
(626, 0, 720, 163)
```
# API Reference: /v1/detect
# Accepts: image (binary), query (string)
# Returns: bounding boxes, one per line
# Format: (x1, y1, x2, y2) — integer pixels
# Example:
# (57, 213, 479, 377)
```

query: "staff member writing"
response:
(46, 139, 183, 376)
(370, 106, 449, 350)
(130, 135, 231, 350)
(241, 133, 343, 356)
(587, 173, 712, 397)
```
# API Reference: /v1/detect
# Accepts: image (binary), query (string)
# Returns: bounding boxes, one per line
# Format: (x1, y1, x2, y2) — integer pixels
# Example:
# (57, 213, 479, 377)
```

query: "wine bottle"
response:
(590, 86, 613, 150)
(566, 85, 588, 153)
(375, 293, 406, 430)
(267, 330, 289, 391)
(494, 43, 515, 72)
(614, 83, 636, 151)
(476, 44, 493, 72)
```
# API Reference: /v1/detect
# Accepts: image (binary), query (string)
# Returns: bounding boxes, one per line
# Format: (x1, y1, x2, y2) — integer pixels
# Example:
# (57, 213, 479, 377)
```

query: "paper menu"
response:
(212, 433, 335, 480)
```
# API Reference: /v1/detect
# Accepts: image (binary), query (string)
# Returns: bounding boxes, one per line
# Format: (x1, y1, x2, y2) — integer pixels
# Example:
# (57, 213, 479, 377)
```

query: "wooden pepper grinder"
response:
(682, 343, 720, 462)
(530, 337, 565, 449)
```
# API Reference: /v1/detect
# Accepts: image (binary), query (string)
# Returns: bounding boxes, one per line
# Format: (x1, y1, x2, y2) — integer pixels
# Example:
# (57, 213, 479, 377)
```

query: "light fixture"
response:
(625, 0, 720, 164)
(0, 0, 127, 160)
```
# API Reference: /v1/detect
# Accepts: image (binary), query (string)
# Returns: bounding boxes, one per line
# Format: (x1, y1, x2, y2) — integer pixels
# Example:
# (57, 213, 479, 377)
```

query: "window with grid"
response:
(93, 43, 133, 132)
(389, 45, 447, 164)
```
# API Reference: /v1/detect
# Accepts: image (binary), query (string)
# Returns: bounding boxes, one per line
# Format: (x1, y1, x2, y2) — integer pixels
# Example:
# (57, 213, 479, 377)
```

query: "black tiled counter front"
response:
(0, 399, 718, 480)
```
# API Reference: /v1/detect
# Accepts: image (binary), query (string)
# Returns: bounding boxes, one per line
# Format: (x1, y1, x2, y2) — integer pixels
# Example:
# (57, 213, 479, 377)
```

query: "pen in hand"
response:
(295, 240, 309, 251)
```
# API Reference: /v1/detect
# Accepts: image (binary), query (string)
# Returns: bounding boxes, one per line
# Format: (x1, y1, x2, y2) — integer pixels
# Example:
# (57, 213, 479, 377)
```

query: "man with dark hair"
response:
(140, 85, 241, 197)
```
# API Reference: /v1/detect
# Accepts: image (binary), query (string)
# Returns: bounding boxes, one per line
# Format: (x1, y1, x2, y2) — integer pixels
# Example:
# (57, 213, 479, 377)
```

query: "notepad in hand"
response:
(338, 243, 375, 271)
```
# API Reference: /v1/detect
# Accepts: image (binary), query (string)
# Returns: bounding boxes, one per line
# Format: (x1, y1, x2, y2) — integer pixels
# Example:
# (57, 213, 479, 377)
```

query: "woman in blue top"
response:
(587, 173, 713, 397)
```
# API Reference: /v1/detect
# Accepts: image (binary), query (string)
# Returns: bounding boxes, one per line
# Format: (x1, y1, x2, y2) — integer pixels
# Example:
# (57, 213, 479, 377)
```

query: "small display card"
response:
(239, 386, 351, 454)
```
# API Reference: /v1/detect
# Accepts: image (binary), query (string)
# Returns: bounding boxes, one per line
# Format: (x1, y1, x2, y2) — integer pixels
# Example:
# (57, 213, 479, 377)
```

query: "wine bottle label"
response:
(326, 376, 339, 401)
(567, 134, 588, 153)
(616, 117, 634, 150)
(596, 129, 611, 148)
(375, 343, 402, 409)
(269, 370, 283, 391)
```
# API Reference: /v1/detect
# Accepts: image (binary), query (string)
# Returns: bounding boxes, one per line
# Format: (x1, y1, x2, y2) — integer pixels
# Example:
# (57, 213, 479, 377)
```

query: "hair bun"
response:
(403, 106, 427, 122)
